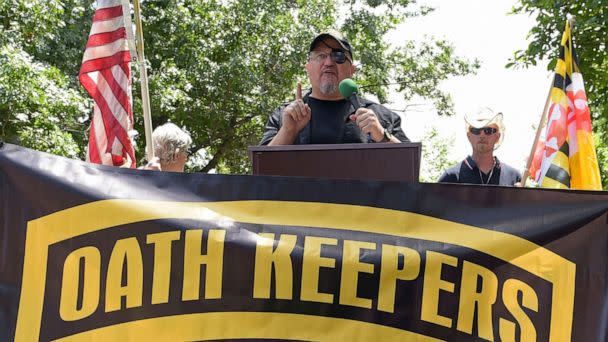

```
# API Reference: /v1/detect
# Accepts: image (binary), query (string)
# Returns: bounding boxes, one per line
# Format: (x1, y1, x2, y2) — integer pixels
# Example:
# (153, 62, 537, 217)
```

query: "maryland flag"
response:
(528, 20, 602, 190)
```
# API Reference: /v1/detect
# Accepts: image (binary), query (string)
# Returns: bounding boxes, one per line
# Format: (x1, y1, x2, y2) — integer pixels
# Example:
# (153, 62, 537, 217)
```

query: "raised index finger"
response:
(296, 81, 302, 100)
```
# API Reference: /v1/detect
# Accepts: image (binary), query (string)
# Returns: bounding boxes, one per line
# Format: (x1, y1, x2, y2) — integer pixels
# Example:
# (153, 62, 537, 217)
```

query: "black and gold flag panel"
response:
(1, 144, 607, 341)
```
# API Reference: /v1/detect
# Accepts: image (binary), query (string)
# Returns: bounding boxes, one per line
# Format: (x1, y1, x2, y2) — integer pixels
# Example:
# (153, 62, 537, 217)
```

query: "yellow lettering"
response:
(339, 240, 376, 309)
(421, 251, 457, 328)
(499, 279, 538, 342)
(105, 237, 143, 312)
(378, 244, 420, 313)
(146, 231, 181, 304)
(253, 233, 297, 299)
(182, 229, 226, 300)
(301, 236, 337, 304)
(59, 246, 101, 321)
(457, 261, 498, 341)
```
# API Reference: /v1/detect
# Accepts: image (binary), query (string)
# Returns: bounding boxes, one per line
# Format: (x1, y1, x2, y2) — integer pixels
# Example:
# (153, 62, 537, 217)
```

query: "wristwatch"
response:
(380, 128, 393, 142)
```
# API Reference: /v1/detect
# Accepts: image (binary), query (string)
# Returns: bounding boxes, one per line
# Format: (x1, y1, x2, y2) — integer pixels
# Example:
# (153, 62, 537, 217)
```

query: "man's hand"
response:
(269, 82, 311, 145)
(350, 108, 384, 142)
(140, 157, 162, 171)
(282, 82, 311, 133)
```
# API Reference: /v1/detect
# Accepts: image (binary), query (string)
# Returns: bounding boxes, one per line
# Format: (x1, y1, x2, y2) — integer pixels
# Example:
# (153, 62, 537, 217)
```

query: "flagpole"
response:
(523, 16, 578, 186)
(522, 76, 555, 186)
(132, 0, 155, 160)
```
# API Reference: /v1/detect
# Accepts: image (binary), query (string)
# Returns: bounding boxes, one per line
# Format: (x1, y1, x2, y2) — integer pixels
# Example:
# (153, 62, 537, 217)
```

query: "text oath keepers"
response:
(58, 227, 538, 341)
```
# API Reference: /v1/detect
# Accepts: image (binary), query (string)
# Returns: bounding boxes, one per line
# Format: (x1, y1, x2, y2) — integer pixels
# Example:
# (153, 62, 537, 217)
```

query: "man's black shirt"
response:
(260, 91, 409, 145)
(307, 97, 365, 144)
(438, 156, 522, 186)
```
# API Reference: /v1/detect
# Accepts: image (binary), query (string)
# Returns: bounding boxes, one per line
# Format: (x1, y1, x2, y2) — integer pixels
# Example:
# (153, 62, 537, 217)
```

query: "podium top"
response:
(249, 142, 420, 152)
(248, 142, 421, 182)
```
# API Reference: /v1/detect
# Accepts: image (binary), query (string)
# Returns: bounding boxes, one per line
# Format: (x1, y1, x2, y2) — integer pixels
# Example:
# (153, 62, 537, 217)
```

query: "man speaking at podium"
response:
(260, 31, 409, 145)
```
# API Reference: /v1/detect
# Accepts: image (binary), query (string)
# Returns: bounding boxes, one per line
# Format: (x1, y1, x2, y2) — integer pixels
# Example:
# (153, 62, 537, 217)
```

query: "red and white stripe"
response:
(81, 0, 135, 167)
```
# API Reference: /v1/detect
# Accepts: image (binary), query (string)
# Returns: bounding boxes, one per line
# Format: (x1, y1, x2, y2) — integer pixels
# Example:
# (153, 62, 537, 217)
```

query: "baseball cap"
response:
(309, 30, 353, 62)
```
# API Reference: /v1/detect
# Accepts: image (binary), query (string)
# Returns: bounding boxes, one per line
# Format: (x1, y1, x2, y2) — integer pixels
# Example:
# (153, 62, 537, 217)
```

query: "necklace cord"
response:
(478, 158, 497, 184)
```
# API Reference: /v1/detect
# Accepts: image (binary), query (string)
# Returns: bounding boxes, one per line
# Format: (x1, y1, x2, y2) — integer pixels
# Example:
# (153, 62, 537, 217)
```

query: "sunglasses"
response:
(309, 50, 350, 64)
(469, 127, 498, 135)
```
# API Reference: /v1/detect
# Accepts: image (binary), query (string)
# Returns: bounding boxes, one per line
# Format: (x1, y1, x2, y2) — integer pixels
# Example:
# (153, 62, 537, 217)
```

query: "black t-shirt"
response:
(307, 97, 366, 144)
(438, 156, 522, 186)
(259, 91, 410, 145)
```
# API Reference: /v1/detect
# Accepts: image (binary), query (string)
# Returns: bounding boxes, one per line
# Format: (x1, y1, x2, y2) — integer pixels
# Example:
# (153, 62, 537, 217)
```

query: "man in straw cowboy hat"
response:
(438, 108, 521, 186)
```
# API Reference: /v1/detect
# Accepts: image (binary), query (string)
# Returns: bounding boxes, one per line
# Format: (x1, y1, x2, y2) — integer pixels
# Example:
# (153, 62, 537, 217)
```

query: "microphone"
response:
(339, 78, 372, 142)
(339, 78, 361, 110)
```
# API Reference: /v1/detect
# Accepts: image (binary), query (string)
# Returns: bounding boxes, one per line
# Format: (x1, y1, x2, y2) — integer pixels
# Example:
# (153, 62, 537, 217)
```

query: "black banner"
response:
(1, 143, 607, 341)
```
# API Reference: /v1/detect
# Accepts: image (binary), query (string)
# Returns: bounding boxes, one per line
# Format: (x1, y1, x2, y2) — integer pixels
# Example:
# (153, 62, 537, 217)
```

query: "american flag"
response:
(80, 0, 136, 167)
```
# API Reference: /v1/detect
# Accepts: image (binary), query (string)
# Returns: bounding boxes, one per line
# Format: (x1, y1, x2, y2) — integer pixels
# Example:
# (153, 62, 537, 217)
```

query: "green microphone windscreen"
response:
(339, 78, 358, 98)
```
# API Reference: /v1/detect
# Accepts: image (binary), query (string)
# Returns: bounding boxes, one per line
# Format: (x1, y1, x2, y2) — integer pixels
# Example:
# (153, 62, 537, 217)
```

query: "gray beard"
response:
(319, 82, 337, 95)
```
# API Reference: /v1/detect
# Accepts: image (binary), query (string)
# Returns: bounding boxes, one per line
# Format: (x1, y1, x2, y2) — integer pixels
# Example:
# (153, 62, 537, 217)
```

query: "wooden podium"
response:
(248, 142, 421, 182)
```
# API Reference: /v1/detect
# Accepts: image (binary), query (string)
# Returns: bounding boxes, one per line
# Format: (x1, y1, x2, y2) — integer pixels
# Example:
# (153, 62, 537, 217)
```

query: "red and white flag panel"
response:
(80, 0, 135, 167)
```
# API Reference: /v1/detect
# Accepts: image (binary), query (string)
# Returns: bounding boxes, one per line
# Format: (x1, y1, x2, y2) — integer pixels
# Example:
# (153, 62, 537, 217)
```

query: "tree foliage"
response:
(0, 45, 88, 158)
(510, 0, 608, 188)
(0, 1, 89, 158)
(1, 0, 478, 173)
(419, 127, 457, 182)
